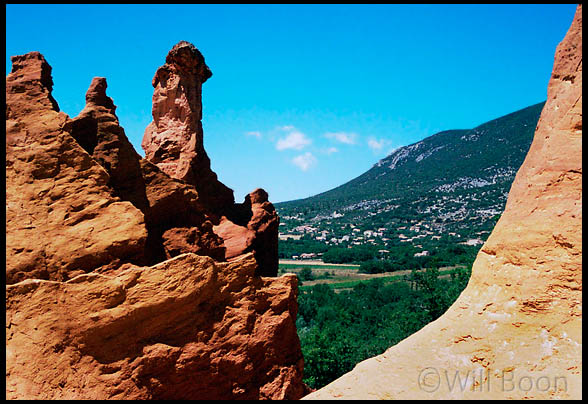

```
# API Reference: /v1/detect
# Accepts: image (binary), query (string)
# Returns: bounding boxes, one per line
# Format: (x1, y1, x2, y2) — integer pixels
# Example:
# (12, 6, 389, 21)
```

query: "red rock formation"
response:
(305, 5, 582, 400)
(142, 41, 279, 276)
(6, 53, 147, 283)
(215, 188, 280, 276)
(142, 40, 234, 212)
(6, 49, 304, 398)
(6, 253, 305, 400)
(65, 77, 148, 211)
(64, 76, 225, 264)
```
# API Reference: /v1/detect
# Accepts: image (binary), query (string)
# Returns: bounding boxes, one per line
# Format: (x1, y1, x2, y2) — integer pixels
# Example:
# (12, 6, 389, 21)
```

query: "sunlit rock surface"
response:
(6, 43, 304, 399)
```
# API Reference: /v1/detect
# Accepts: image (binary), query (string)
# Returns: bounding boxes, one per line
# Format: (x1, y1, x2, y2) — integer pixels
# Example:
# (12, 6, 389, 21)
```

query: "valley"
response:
(276, 102, 545, 272)
(277, 101, 549, 389)
(278, 259, 462, 290)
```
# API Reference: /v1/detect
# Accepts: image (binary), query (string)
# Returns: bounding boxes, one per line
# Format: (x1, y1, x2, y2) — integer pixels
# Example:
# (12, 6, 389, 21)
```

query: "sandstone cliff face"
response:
(6, 254, 304, 400)
(305, 5, 582, 400)
(6, 46, 304, 399)
(6, 53, 147, 283)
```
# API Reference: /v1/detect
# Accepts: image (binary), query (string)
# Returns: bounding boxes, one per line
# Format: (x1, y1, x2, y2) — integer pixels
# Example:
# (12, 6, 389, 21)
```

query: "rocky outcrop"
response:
(305, 5, 582, 400)
(6, 253, 305, 400)
(6, 47, 304, 398)
(142, 40, 279, 276)
(6, 52, 147, 283)
(63, 76, 225, 265)
(215, 188, 280, 276)
(142, 40, 234, 213)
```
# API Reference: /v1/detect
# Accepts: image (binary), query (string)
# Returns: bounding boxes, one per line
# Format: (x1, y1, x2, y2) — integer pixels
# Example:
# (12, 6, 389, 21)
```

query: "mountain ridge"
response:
(278, 101, 545, 209)
(275, 101, 546, 266)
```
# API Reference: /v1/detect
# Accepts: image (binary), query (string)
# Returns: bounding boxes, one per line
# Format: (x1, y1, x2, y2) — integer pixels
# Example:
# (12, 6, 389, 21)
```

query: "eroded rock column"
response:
(142, 40, 235, 213)
(6, 53, 147, 283)
(6, 51, 305, 400)
(142, 41, 280, 276)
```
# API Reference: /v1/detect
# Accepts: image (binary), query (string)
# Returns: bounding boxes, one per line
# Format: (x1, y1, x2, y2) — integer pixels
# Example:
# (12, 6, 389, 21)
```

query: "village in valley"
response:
(277, 189, 497, 264)
(275, 101, 541, 273)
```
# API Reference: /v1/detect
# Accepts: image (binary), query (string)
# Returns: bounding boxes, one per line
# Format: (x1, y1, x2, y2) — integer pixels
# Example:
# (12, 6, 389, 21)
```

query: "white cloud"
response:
(387, 146, 400, 155)
(276, 128, 312, 151)
(292, 152, 317, 171)
(325, 131, 358, 145)
(367, 137, 391, 152)
(246, 131, 262, 139)
(325, 146, 339, 155)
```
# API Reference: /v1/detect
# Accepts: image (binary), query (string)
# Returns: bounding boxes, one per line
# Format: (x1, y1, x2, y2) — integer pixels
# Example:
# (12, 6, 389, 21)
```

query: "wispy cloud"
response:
(387, 146, 400, 155)
(276, 126, 312, 151)
(325, 131, 358, 145)
(246, 130, 262, 139)
(292, 152, 317, 171)
(324, 146, 339, 155)
(367, 137, 391, 152)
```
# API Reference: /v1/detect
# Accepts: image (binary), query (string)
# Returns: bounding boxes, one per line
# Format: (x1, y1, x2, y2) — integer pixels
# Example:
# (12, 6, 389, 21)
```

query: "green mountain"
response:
(275, 102, 545, 268)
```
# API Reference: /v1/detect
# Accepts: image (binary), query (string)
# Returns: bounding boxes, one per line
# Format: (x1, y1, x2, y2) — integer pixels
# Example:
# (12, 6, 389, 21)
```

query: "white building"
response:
(414, 251, 429, 257)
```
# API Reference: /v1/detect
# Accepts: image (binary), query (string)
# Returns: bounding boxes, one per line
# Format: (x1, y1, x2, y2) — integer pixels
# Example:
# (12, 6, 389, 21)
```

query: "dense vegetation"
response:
(297, 266, 471, 389)
(278, 238, 329, 259)
(280, 234, 480, 271)
(358, 243, 478, 273)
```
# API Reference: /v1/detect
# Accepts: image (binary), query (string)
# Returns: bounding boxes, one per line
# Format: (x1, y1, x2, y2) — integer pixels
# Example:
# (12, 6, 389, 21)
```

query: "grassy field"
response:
(279, 261, 359, 271)
(278, 259, 464, 291)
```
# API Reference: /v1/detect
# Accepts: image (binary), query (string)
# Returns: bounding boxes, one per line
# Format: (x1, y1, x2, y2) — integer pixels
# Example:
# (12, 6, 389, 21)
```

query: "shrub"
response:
(299, 267, 315, 281)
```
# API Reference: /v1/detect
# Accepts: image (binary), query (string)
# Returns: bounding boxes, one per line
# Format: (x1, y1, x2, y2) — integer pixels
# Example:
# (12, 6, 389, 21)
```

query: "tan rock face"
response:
(6, 53, 147, 283)
(304, 5, 582, 400)
(6, 47, 303, 398)
(6, 253, 305, 400)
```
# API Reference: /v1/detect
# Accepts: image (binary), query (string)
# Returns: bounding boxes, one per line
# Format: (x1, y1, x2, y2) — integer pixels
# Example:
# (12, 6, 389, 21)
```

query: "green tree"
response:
(299, 267, 315, 282)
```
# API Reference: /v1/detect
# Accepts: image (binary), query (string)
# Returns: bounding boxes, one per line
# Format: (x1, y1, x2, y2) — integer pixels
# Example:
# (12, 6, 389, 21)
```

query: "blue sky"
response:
(6, 4, 577, 203)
